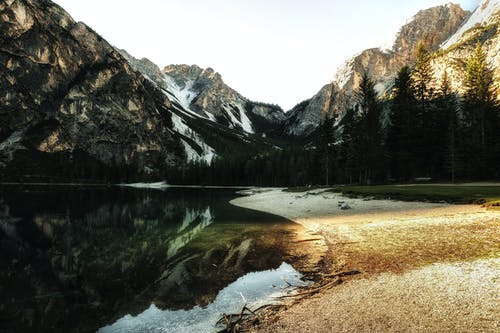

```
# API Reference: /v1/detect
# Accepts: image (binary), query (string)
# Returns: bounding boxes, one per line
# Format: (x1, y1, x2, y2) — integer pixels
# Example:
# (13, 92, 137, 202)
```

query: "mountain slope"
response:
(0, 0, 185, 181)
(118, 52, 288, 163)
(284, 3, 471, 135)
(433, 0, 500, 96)
(442, 0, 500, 48)
(163, 64, 286, 136)
(119, 51, 286, 138)
(0, 0, 281, 182)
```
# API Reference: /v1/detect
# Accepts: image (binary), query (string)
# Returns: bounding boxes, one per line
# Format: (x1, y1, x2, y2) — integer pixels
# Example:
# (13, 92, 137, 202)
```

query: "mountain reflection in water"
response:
(0, 186, 301, 333)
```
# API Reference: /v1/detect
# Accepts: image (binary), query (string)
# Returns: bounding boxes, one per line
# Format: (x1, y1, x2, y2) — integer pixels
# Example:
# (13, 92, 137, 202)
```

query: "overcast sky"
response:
(53, 0, 480, 110)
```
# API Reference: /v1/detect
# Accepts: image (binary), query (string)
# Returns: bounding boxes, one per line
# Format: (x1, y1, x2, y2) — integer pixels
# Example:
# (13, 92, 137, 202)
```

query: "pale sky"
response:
(52, 0, 480, 110)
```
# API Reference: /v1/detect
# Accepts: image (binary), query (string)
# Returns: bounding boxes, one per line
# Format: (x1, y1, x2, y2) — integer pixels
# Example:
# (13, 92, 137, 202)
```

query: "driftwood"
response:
(279, 276, 342, 298)
(215, 270, 361, 331)
(293, 238, 323, 243)
(331, 241, 360, 246)
(217, 303, 257, 333)
(322, 270, 361, 279)
(279, 270, 361, 299)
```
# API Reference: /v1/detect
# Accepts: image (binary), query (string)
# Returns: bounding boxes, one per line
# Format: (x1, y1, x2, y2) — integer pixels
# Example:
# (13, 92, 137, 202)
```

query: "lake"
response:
(0, 185, 311, 333)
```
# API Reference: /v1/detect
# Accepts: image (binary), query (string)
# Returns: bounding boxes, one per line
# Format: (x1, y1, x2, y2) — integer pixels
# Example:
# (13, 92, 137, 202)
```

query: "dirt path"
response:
(231, 188, 500, 332)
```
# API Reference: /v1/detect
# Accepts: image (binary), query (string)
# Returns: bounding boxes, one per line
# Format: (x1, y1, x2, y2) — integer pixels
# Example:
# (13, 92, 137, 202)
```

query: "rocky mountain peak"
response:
(392, 3, 470, 60)
(285, 2, 471, 136)
(118, 49, 165, 86)
(164, 64, 224, 91)
(162, 64, 285, 133)
(432, 0, 500, 98)
(0, 0, 185, 180)
(117, 50, 285, 136)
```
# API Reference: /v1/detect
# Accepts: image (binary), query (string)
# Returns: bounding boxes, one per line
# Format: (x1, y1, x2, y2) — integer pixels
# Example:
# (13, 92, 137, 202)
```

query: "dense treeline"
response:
(1, 148, 159, 183)
(174, 42, 499, 186)
(386, 42, 499, 182)
(167, 148, 324, 187)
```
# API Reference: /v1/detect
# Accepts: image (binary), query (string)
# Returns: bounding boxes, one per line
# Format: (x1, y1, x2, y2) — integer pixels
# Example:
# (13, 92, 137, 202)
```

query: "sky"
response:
(52, 0, 480, 110)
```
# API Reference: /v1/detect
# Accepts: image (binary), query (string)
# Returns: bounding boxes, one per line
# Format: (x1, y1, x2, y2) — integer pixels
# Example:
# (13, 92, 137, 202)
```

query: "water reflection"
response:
(100, 262, 308, 333)
(0, 186, 299, 333)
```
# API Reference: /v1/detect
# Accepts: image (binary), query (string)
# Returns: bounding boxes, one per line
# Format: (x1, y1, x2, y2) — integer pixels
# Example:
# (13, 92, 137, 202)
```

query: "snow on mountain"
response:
(442, 0, 500, 48)
(118, 52, 219, 164)
(170, 112, 215, 164)
(163, 64, 285, 136)
(163, 74, 198, 114)
(119, 53, 286, 164)
(334, 57, 356, 90)
(284, 3, 470, 136)
(432, 0, 500, 100)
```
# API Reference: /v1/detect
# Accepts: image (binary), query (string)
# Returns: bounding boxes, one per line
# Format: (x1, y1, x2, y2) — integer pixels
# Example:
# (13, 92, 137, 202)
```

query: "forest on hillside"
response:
(173, 42, 500, 186)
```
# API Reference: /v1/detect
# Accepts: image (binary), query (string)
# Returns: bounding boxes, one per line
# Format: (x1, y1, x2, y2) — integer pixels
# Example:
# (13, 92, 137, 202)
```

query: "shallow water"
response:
(100, 262, 308, 333)
(0, 185, 304, 333)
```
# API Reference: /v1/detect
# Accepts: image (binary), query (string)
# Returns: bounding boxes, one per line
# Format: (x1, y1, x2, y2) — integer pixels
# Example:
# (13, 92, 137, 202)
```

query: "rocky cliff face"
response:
(0, 0, 186, 180)
(0, 0, 281, 181)
(432, 0, 500, 97)
(119, 49, 288, 139)
(119, 51, 286, 136)
(1, 0, 496, 180)
(163, 64, 286, 135)
(285, 3, 471, 135)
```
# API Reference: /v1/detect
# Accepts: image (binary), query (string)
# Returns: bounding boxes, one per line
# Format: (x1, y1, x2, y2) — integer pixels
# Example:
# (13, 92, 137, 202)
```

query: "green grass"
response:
(284, 186, 327, 193)
(329, 185, 500, 209)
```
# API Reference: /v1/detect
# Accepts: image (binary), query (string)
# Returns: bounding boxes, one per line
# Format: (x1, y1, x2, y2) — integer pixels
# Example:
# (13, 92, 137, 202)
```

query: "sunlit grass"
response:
(329, 184, 500, 208)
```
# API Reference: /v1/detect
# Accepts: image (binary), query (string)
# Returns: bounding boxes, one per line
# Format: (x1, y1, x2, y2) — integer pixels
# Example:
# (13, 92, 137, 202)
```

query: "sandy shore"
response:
(231, 188, 500, 332)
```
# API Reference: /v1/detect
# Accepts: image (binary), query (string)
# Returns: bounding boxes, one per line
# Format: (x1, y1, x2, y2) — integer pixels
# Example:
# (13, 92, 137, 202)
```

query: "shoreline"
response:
(230, 188, 500, 332)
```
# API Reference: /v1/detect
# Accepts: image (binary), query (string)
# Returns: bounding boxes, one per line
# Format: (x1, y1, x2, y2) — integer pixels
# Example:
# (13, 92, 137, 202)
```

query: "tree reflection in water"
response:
(0, 186, 300, 333)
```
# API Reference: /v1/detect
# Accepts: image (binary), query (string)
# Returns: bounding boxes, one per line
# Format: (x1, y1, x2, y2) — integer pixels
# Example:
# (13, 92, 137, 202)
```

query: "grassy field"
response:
(328, 184, 500, 209)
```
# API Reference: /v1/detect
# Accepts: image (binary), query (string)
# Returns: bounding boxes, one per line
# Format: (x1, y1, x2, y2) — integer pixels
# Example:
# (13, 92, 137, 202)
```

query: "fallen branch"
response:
(322, 270, 361, 279)
(278, 270, 361, 300)
(279, 277, 343, 299)
(293, 238, 323, 243)
(330, 241, 360, 245)
(217, 303, 259, 333)
(281, 278, 293, 287)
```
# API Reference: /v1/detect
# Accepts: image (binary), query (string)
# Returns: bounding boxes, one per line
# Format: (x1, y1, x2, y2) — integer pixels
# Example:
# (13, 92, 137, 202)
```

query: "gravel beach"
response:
(231, 188, 500, 332)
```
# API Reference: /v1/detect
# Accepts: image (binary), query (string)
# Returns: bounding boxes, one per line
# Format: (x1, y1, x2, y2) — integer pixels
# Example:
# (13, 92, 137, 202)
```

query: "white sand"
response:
(254, 258, 500, 333)
(231, 188, 500, 332)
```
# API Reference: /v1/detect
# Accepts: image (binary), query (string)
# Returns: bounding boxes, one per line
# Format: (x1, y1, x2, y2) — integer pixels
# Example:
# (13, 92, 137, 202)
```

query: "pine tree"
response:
(354, 72, 384, 184)
(437, 72, 459, 181)
(412, 41, 434, 103)
(317, 114, 334, 185)
(340, 107, 360, 184)
(387, 66, 416, 180)
(462, 42, 498, 178)
(411, 41, 434, 176)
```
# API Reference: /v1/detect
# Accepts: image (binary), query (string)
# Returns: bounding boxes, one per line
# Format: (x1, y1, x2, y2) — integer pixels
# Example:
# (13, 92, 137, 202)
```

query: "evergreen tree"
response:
(461, 43, 498, 178)
(317, 114, 335, 185)
(411, 41, 434, 176)
(412, 41, 434, 103)
(339, 107, 360, 184)
(437, 72, 459, 181)
(387, 66, 416, 180)
(354, 72, 384, 184)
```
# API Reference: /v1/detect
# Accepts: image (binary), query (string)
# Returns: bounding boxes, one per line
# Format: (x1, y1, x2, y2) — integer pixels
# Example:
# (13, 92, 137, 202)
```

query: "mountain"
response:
(119, 51, 286, 137)
(284, 3, 471, 135)
(1, 0, 498, 183)
(164, 64, 286, 135)
(432, 0, 500, 96)
(0, 0, 185, 181)
(0, 0, 279, 182)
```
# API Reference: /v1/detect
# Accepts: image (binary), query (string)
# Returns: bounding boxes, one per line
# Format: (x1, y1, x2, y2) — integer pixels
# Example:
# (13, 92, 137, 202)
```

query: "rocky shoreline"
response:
(231, 188, 500, 332)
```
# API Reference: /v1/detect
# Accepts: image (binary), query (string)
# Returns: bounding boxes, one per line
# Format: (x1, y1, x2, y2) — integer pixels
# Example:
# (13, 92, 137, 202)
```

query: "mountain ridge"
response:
(284, 2, 472, 135)
(1, 0, 498, 182)
(0, 0, 282, 181)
